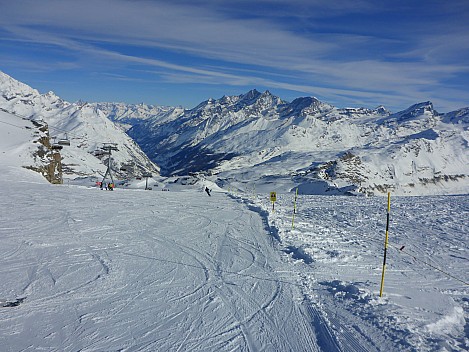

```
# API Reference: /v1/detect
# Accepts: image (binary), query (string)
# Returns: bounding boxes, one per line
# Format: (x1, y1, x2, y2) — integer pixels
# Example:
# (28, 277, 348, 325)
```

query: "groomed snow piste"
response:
(0, 162, 467, 351)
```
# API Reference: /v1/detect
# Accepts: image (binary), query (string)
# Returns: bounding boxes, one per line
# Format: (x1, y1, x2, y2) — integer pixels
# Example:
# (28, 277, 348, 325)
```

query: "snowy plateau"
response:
(0, 70, 468, 351)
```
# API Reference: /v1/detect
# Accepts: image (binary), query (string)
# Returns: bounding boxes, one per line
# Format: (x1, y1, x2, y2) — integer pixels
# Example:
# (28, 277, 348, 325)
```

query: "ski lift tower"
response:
(142, 173, 153, 190)
(101, 143, 119, 188)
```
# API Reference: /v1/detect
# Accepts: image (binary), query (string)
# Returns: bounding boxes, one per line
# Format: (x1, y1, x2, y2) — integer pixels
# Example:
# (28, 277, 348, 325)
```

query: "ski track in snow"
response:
(244, 192, 468, 352)
(0, 174, 318, 351)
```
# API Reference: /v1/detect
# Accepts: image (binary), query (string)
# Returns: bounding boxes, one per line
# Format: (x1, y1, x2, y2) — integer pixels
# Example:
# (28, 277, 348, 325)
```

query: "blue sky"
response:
(0, 0, 468, 112)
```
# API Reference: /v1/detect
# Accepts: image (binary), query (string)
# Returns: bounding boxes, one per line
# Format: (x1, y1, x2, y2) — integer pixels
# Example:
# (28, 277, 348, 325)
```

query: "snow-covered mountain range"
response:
(1, 70, 467, 195)
(125, 89, 469, 196)
(0, 71, 159, 181)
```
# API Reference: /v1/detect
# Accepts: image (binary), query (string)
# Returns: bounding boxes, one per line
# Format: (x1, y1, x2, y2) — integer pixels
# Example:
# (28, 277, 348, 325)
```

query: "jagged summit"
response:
(0, 71, 40, 103)
(396, 101, 437, 120)
(375, 105, 389, 115)
(442, 107, 469, 124)
(289, 96, 322, 111)
(240, 88, 262, 101)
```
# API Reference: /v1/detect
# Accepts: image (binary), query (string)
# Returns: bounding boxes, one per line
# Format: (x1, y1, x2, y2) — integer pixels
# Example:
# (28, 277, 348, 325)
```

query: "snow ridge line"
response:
(227, 194, 282, 244)
(246, 203, 281, 243)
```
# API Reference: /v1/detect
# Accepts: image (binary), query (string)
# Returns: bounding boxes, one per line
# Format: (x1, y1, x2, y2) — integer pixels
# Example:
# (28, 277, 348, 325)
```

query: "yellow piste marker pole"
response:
(379, 192, 391, 297)
(270, 192, 277, 212)
(291, 187, 298, 230)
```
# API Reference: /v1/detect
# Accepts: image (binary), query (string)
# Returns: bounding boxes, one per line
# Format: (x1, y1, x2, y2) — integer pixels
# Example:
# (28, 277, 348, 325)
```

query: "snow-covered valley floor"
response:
(0, 167, 468, 351)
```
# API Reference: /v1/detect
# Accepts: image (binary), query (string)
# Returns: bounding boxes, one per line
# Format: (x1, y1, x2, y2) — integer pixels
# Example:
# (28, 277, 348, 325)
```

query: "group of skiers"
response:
(97, 181, 212, 195)
(97, 181, 114, 191)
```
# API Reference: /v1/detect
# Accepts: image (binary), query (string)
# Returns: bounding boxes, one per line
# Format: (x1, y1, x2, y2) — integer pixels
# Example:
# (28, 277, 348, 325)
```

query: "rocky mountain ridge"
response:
(0, 71, 159, 181)
(125, 89, 468, 195)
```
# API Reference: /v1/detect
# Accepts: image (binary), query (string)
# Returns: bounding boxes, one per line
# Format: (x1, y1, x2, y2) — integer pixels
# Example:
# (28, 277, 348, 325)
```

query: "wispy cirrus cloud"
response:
(0, 0, 468, 111)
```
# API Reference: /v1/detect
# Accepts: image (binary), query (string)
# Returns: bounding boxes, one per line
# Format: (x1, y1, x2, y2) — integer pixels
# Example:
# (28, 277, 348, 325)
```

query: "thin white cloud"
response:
(0, 0, 467, 111)
(0, 0, 332, 59)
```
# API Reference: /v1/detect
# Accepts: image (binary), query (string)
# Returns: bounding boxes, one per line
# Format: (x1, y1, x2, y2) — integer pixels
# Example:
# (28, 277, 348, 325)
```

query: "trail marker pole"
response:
(291, 187, 298, 229)
(379, 192, 391, 297)
(270, 192, 277, 212)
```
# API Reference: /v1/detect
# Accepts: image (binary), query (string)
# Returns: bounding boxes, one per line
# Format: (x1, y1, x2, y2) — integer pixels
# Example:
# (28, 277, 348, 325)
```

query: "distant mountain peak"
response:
(394, 101, 438, 122)
(375, 105, 390, 115)
(289, 96, 322, 110)
(443, 107, 469, 124)
(2, 70, 468, 196)
(407, 101, 434, 113)
(0, 70, 40, 99)
(240, 89, 262, 102)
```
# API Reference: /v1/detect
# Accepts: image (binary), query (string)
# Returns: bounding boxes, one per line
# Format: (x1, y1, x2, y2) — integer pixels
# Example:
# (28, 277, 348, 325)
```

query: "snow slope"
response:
(0, 167, 318, 351)
(0, 109, 64, 182)
(0, 155, 467, 351)
(0, 110, 43, 168)
(249, 191, 468, 351)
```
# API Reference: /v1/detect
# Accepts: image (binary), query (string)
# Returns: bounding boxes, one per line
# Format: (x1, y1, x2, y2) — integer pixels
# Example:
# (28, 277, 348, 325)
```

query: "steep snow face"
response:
(0, 71, 159, 181)
(0, 109, 67, 183)
(0, 71, 41, 103)
(129, 90, 468, 195)
(0, 110, 47, 169)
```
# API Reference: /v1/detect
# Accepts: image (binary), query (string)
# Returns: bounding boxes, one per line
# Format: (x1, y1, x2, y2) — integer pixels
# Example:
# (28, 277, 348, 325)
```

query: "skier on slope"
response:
(205, 186, 211, 196)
